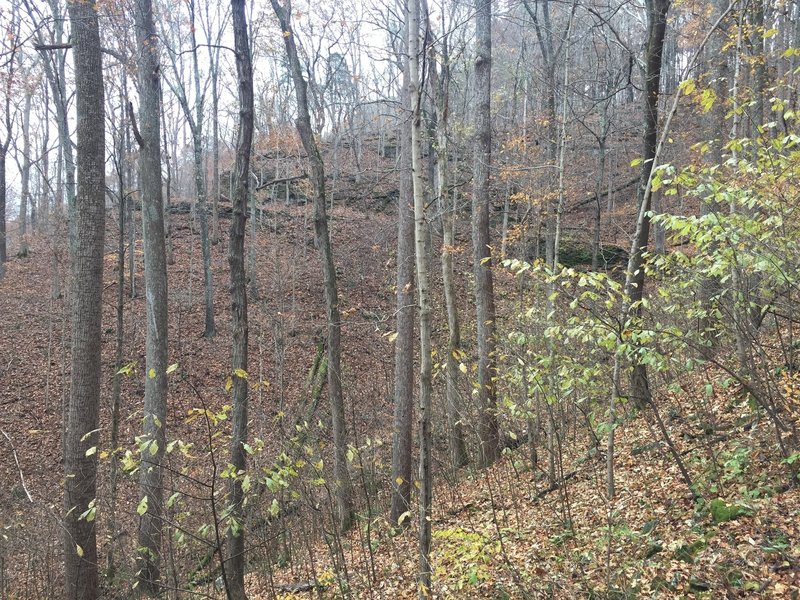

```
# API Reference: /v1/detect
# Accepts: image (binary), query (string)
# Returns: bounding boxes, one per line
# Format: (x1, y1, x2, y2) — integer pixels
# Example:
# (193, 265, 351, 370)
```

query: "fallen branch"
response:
(255, 173, 308, 191)
(535, 470, 577, 499)
(574, 177, 639, 209)
(1, 429, 33, 502)
(276, 580, 323, 593)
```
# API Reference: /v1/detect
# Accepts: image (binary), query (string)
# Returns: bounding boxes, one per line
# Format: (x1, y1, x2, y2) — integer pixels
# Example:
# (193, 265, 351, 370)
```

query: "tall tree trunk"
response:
(472, 0, 499, 467)
(0, 145, 6, 270)
(390, 13, 416, 528)
(407, 0, 433, 594)
(18, 87, 32, 257)
(210, 53, 221, 246)
(429, 13, 468, 470)
(39, 84, 50, 228)
(188, 0, 215, 337)
(34, 0, 76, 245)
(133, 0, 169, 593)
(628, 0, 670, 408)
(63, 1, 104, 597)
(226, 0, 253, 595)
(271, 0, 355, 533)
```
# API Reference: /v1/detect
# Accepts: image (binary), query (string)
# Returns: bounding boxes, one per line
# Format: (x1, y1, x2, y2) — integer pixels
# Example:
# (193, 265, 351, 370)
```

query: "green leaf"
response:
(117, 361, 137, 376)
(137, 496, 149, 516)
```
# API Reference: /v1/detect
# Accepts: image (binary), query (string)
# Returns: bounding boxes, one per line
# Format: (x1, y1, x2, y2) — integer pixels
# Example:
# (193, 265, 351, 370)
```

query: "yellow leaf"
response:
(76, 545, 84, 557)
(234, 368, 248, 379)
(225, 377, 233, 392)
(459, 362, 468, 374)
(148, 368, 156, 379)
(166, 363, 178, 375)
(395, 476, 404, 485)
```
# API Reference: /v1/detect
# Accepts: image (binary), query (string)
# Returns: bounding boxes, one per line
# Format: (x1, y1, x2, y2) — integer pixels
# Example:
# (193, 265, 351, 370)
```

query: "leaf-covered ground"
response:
(1, 200, 798, 598)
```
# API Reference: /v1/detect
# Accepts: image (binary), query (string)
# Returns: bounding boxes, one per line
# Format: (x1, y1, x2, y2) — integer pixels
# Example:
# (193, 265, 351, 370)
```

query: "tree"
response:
(270, 0, 355, 533)
(472, 0, 500, 467)
(132, 0, 169, 592)
(0, 6, 18, 272)
(406, 0, 433, 593)
(628, 0, 671, 409)
(63, 0, 104, 597)
(16, 70, 33, 257)
(225, 0, 254, 595)
(162, 0, 215, 337)
(390, 0, 416, 528)
(428, 0, 468, 470)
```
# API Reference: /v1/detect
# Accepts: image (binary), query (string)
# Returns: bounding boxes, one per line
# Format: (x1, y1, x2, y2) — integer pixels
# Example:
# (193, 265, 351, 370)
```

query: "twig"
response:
(1, 429, 33, 502)
(255, 173, 308, 191)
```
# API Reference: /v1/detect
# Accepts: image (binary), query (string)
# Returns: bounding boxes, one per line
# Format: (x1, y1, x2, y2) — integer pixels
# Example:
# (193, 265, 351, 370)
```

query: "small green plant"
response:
(432, 527, 499, 591)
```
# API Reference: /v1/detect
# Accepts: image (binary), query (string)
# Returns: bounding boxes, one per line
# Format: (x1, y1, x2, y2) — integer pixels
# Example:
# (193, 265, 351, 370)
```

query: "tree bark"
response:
(472, 0, 500, 467)
(63, 1, 104, 598)
(226, 0, 254, 596)
(0, 145, 6, 269)
(18, 87, 32, 256)
(390, 12, 416, 528)
(429, 12, 468, 470)
(271, 0, 355, 533)
(407, 0, 433, 593)
(133, 0, 169, 593)
(628, 0, 670, 408)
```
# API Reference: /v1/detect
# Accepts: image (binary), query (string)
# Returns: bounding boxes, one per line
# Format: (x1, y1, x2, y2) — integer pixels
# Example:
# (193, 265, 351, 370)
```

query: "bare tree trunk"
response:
(210, 52, 221, 246)
(225, 0, 253, 596)
(63, 1, 104, 597)
(18, 87, 32, 257)
(406, 0, 433, 593)
(628, 0, 670, 408)
(160, 92, 175, 266)
(39, 84, 50, 228)
(390, 72, 415, 524)
(187, 0, 215, 337)
(132, 0, 169, 592)
(271, 0, 354, 533)
(0, 145, 6, 270)
(472, 0, 499, 467)
(429, 13, 467, 470)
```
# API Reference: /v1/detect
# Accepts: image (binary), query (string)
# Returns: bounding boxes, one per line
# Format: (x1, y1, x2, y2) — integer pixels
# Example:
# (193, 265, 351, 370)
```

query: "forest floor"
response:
(247, 363, 800, 599)
(0, 200, 799, 599)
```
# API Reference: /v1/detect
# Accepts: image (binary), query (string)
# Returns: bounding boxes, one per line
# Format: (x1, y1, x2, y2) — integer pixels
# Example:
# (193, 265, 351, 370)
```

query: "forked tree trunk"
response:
(132, 0, 169, 592)
(226, 0, 254, 595)
(63, 1, 104, 597)
(271, 0, 355, 533)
